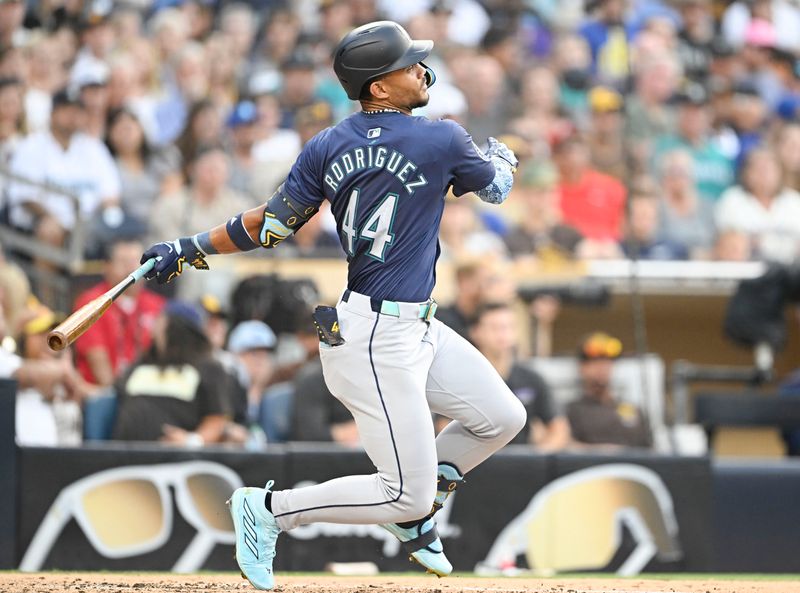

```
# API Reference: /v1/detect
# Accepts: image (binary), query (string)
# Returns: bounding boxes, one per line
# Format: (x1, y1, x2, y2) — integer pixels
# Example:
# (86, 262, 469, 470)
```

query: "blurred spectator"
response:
(225, 99, 262, 204)
(289, 358, 358, 445)
(199, 293, 229, 353)
(105, 107, 182, 229)
(504, 162, 583, 261)
(248, 9, 302, 80)
(175, 98, 222, 177)
(226, 320, 277, 429)
(295, 100, 334, 146)
(74, 238, 166, 386)
(552, 34, 593, 120)
(621, 182, 689, 261)
(715, 146, 800, 263)
(112, 301, 230, 445)
(154, 41, 210, 145)
(439, 197, 508, 261)
(714, 229, 755, 261)
(566, 332, 653, 449)
(436, 260, 495, 341)
(652, 83, 735, 202)
(251, 89, 301, 195)
(722, 0, 800, 52)
(554, 132, 626, 249)
(656, 149, 716, 259)
(729, 81, 768, 167)
(205, 32, 239, 111)
(8, 86, 121, 250)
(0, 76, 23, 202)
(624, 54, 680, 170)
(673, 0, 715, 84)
(457, 54, 508, 144)
(579, 0, 632, 86)
(468, 302, 570, 450)
(15, 301, 84, 446)
(0, 0, 25, 52)
(106, 53, 159, 142)
(0, 249, 30, 338)
(586, 85, 629, 181)
(278, 49, 320, 129)
(774, 122, 800, 192)
(218, 3, 258, 67)
(149, 145, 250, 242)
(70, 2, 114, 90)
(22, 35, 65, 133)
(75, 62, 110, 139)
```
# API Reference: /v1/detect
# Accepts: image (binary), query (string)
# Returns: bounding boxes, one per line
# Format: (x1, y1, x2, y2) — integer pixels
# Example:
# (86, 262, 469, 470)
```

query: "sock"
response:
(264, 491, 273, 513)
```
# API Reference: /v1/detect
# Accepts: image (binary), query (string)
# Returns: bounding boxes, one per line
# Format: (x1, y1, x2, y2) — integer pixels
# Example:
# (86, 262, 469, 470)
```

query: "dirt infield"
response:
(0, 573, 795, 593)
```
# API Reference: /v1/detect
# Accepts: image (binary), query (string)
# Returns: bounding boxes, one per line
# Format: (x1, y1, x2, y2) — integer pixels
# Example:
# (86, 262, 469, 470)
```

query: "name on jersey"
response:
(324, 146, 428, 195)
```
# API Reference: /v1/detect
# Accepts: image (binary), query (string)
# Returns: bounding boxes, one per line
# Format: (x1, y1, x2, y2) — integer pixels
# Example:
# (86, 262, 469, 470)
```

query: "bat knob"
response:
(47, 331, 67, 351)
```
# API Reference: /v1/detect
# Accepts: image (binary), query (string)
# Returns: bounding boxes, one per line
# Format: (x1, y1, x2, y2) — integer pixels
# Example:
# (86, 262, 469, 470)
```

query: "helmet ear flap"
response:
(421, 62, 436, 89)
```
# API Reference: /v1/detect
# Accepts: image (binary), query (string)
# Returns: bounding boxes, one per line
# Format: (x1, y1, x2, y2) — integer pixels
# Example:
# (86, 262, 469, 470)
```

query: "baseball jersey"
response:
(282, 112, 496, 302)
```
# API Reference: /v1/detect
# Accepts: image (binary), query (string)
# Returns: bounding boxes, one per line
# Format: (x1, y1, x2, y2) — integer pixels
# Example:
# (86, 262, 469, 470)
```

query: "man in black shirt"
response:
(468, 302, 570, 449)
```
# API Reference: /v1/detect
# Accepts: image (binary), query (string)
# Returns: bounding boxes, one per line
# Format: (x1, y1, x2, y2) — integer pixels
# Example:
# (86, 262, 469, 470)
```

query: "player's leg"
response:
(426, 318, 527, 472)
(270, 308, 438, 528)
(229, 302, 441, 589)
(380, 319, 526, 577)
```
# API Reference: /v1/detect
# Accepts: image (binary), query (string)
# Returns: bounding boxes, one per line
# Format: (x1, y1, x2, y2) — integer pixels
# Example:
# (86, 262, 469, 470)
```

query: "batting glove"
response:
(485, 137, 519, 172)
(141, 237, 209, 284)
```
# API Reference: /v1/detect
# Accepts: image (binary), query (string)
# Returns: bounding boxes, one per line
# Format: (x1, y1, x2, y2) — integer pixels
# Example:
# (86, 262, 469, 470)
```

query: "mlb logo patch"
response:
(367, 128, 381, 139)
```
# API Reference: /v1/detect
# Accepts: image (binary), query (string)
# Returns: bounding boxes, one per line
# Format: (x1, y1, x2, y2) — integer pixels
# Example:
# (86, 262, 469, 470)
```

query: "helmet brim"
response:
(359, 40, 433, 97)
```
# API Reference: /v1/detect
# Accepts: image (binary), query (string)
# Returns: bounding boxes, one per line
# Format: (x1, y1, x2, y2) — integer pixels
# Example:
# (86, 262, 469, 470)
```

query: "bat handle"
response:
(109, 258, 157, 301)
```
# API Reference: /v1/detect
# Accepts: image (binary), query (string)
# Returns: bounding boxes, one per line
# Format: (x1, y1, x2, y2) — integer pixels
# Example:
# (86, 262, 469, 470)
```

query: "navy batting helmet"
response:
(333, 21, 437, 101)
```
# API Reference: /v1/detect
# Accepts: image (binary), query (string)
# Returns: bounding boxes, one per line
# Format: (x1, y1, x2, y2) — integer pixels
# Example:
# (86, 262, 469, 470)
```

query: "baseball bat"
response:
(47, 258, 157, 352)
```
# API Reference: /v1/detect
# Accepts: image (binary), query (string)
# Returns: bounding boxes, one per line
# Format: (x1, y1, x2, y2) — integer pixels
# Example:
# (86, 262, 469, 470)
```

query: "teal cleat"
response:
(381, 517, 452, 576)
(227, 481, 281, 590)
(382, 463, 463, 577)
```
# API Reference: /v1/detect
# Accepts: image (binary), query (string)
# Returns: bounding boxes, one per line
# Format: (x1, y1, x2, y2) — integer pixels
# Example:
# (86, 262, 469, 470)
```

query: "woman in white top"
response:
(715, 147, 800, 263)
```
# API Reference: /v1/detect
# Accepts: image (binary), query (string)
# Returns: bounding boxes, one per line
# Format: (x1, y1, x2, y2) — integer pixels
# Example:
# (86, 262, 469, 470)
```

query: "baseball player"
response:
(141, 21, 526, 590)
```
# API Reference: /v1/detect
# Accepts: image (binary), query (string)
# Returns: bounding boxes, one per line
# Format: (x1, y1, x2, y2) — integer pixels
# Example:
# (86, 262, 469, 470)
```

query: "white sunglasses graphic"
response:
(20, 461, 243, 572)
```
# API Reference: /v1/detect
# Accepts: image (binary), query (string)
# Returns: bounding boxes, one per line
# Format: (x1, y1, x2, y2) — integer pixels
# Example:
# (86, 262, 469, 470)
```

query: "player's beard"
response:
(409, 91, 430, 111)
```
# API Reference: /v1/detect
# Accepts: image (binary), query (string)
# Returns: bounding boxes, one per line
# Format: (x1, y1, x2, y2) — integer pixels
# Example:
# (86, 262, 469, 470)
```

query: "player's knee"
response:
(496, 397, 528, 440)
(396, 477, 436, 521)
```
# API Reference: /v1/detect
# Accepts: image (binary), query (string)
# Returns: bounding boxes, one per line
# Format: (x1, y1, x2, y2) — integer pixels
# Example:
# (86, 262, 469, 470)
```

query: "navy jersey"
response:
(282, 112, 495, 302)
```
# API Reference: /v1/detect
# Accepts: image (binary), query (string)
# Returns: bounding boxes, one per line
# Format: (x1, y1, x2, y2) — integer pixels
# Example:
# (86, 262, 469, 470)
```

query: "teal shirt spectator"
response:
(652, 135, 735, 202)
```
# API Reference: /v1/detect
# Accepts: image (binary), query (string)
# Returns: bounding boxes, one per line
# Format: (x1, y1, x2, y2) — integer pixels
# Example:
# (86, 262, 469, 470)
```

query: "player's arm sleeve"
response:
(192, 138, 326, 255)
(447, 123, 517, 204)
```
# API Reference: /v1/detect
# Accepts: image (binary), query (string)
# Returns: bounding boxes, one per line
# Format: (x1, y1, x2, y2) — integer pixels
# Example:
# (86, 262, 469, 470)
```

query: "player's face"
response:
(382, 63, 430, 110)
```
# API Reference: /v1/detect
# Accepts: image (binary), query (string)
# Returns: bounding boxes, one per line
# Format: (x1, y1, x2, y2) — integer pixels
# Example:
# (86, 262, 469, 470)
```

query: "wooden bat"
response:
(47, 258, 157, 351)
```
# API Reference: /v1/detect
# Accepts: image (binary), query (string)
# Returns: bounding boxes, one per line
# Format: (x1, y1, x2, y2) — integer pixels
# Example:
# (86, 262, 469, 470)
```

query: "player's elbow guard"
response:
(259, 186, 319, 249)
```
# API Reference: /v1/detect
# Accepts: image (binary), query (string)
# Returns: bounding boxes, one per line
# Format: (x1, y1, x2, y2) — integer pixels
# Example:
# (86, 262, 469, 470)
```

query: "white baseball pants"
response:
(270, 290, 527, 531)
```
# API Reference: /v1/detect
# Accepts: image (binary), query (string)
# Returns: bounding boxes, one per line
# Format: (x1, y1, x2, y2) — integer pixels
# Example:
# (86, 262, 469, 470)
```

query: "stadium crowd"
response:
(2, 0, 800, 451)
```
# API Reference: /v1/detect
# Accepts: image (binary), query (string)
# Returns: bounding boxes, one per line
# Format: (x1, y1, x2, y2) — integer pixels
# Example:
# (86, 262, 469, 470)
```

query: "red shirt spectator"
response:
(555, 134, 627, 241)
(559, 169, 626, 240)
(74, 239, 165, 385)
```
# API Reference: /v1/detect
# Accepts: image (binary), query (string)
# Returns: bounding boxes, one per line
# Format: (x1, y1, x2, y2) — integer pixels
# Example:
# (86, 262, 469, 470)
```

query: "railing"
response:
(0, 166, 86, 312)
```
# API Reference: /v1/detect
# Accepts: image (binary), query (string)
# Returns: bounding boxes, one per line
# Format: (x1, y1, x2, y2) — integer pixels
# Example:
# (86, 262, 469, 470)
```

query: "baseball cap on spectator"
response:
(22, 301, 59, 336)
(199, 294, 228, 319)
(295, 101, 333, 129)
(578, 332, 623, 361)
(80, 0, 113, 29)
(733, 80, 760, 98)
(588, 86, 623, 113)
(281, 49, 316, 72)
(228, 320, 277, 353)
(51, 86, 84, 109)
(226, 100, 258, 128)
(164, 300, 205, 333)
(670, 83, 709, 106)
(520, 161, 558, 189)
(72, 61, 110, 89)
(248, 70, 281, 97)
(744, 18, 777, 48)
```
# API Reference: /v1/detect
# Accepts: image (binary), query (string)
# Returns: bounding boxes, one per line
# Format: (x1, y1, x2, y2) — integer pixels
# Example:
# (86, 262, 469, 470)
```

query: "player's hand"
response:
(486, 137, 519, 172)
(141, 237, 209, 284)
